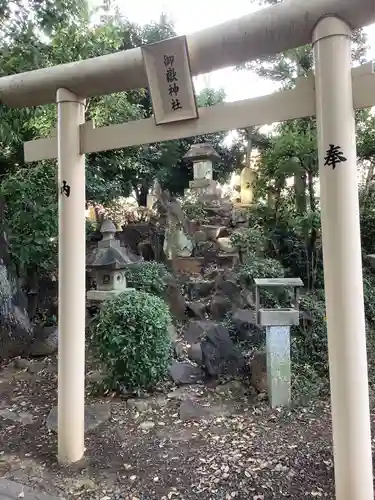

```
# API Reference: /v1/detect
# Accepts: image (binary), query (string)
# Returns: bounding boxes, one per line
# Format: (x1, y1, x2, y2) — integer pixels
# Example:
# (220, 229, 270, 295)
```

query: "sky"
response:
(116, 0, 375, 103)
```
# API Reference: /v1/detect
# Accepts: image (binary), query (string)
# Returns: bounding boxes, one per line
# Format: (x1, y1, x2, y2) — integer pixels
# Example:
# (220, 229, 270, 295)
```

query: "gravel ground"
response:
(0, 355, 368, 500)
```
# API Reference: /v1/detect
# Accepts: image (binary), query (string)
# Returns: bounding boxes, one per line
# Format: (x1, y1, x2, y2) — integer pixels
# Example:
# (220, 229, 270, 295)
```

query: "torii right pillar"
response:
(313, 17, 373, 500)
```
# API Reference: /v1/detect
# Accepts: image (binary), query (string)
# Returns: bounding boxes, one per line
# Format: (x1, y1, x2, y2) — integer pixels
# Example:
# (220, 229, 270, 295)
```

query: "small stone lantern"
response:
(183, 143, 221, 198)
(86, 219, 134, 304)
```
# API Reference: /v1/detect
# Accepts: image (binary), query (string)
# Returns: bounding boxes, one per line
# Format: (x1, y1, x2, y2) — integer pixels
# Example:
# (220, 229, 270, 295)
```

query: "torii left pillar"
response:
(57, 89, 86, 464)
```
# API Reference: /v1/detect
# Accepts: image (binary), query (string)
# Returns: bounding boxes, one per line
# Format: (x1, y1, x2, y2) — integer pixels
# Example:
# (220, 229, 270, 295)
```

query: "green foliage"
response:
(0, 0, 238, 210)
(181, 194, 209, 223)
(230, 227, 265, 261)
(357, 109, 375, 162)
(363, 269, 375, 324)
(92, 290, 172, 390)
(237, 257, 285, 286)
(246, 204, 323, 290)
(86, 218, 96, 237)
(125, 262, 172, 296)
(34, 310, 57, 327)
(237, 256, 286, 308)
(360, 188, 375, 255)
(291, 363, 328, 402)
(0, 162, 58, 274)
(105, 199, 155, 228)
(291, 293, 327, 375)
(236, 4, 373, 391)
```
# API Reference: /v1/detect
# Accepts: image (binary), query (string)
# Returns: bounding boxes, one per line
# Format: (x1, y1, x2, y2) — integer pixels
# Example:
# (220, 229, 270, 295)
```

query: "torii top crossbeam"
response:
(1, 0, 375, 108)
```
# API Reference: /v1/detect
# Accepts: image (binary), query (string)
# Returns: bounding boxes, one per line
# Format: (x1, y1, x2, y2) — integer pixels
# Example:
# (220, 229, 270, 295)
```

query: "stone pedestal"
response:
(266, 325, 291, 408)
(188, 178, 219, 200)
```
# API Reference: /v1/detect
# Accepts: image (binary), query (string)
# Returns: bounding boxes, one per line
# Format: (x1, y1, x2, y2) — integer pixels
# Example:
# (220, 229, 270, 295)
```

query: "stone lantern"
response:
(86, 219, 134, 304)
(183, 143, 221, 199)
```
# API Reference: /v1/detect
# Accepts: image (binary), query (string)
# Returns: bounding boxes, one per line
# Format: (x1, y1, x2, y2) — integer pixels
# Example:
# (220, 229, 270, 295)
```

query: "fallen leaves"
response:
(0, 352, 339, 500)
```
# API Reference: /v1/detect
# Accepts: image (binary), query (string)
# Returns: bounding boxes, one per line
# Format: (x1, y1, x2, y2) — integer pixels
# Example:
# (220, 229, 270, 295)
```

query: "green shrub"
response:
(237, 256, 286, 308)
(363, 268, 375, 324)
(92, 290, 172, 390)
(237, 256, 285, 285)
(0, 161, 58, 275)
(230, 227, 265, 261)
(291, 292, 327, 375)
(291, 363, 328, 402)
(86, 219, 96, 238)
(125, 261, 172, 296)
(181, 193, 209, 223)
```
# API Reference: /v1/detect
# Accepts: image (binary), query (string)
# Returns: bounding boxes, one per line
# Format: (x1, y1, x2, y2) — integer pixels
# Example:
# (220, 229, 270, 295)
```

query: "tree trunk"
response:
(294, 173, 307, 214)
(267, 188, 274, 209)
(135, 183, 148, 207)
(26, 266, 39, 320)
(307, 170, 316, 212)
(245, 127, 253, 166)
(0, 196, 10, 267)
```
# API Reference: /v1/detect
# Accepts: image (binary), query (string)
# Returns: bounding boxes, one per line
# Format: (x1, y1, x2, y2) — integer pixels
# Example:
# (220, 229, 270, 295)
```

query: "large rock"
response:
(169, 361, 204, 385)
(210, 293, 232, 320)
(187, 343, 203, 365)
(201, 323, 245, 377)
(232, 309, 264, 345)
(0, 409, 35, 425)
(183, 319, 217, 344)
(200, 225, 223, 241)
(47, 403, 110, 433)
(0, 260, 34, 360)
(179, 398, 237, 422)
(217, 237, 234, 253)
(214, 273, 246, 308)
(179, 398, 211, 421)
(186, 279, 215, 300)
(195, 240, 215, 257)
(250, 351, 268, 393)
(186, 301, 207, 319)
(118, 223, 152, 256)
(194, 230, 207, 243)
(28, 326, 58, 357)
(164, 282, 186, 320)
(171, 256, 204, 274)
(0, 479, 62, 500)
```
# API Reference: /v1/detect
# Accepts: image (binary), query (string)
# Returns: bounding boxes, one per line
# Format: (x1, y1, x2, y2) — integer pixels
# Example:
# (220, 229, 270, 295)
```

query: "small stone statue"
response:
(154, 181, 194, 260)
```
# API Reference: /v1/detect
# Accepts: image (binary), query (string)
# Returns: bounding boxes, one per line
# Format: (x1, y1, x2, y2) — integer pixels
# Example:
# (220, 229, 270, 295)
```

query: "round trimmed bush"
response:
(92, 289, 172, 390)
(125, 261, 172, 296)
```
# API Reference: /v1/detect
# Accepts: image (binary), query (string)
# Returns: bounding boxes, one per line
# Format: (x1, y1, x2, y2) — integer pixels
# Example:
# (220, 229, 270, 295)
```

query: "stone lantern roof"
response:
(183, 143, 221, 163)
(86, 219, 140, 270)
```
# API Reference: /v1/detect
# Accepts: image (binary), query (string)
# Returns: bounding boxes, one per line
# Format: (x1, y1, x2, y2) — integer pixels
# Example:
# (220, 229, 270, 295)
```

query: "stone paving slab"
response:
(0, 479, 62, 500)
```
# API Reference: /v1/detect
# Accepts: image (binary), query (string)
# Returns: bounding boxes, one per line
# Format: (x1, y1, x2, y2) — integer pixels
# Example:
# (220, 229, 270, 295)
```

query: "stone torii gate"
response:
(1, 1, 375, 498)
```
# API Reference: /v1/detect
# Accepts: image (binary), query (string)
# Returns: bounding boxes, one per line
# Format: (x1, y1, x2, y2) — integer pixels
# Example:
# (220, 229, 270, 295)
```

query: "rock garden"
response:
(0, 187, 368, 500)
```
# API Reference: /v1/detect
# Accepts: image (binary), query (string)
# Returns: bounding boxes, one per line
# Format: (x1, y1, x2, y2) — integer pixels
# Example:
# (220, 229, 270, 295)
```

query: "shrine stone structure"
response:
(86, 219, 137, 304)
(183, 142, 221, 200)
